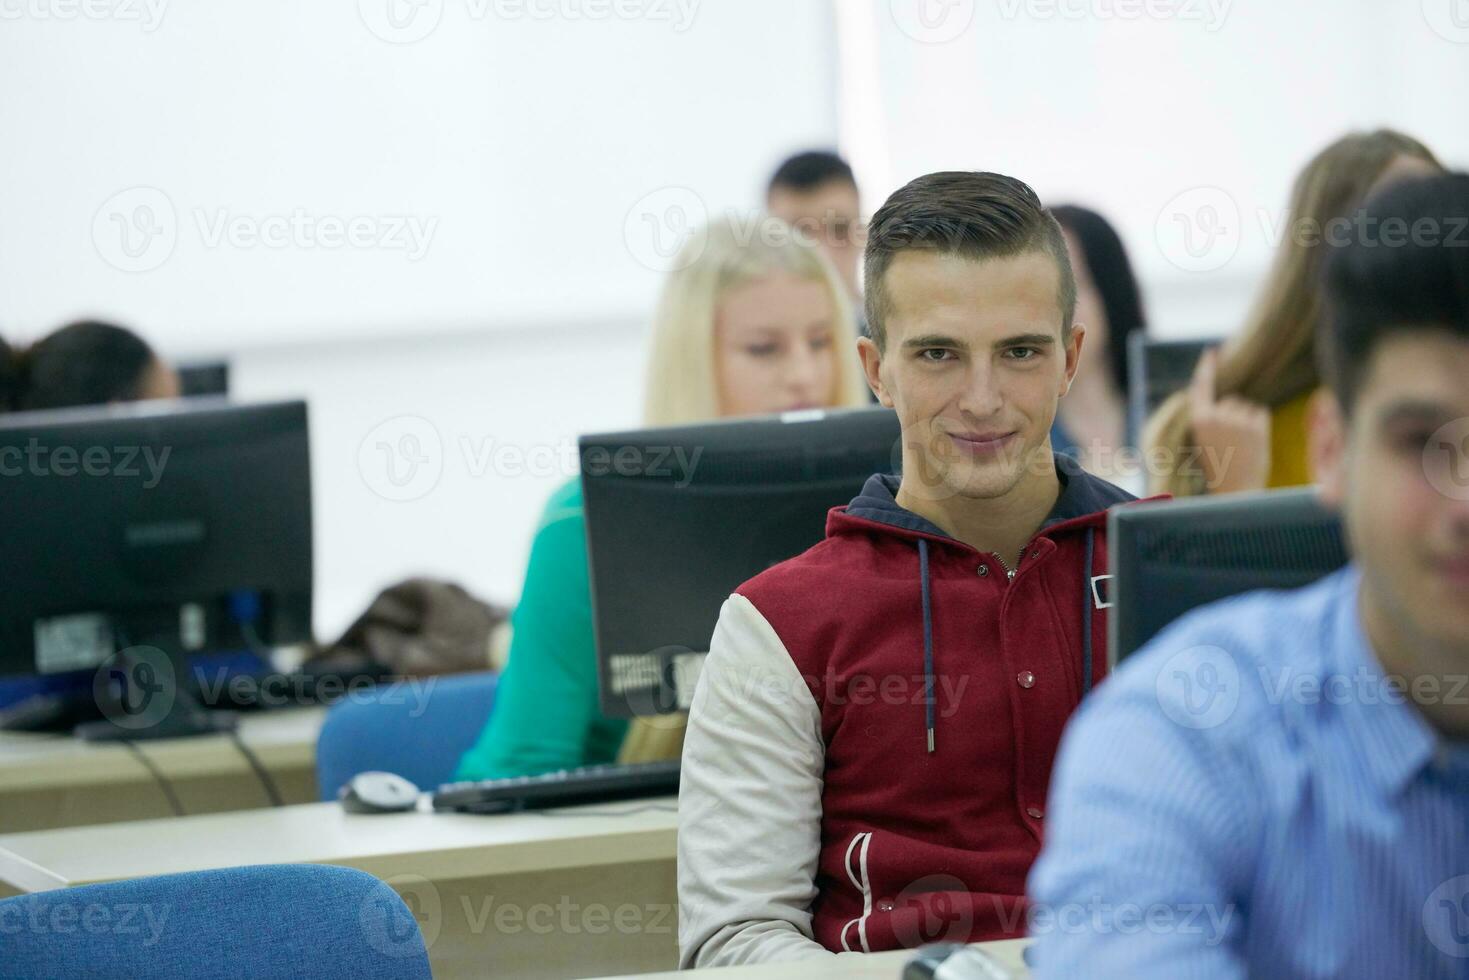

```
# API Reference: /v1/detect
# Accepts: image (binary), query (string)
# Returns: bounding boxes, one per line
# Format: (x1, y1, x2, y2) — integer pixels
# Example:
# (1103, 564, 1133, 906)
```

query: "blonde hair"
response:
(642, 215, 870, 426)
(1145, 129, 1441, 496)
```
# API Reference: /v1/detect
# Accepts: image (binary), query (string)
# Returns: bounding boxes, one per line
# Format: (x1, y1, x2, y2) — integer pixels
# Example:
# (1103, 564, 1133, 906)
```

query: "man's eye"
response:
(1007, 347, 1040, 360)
(920, 349, 953, 362)
(745, 344, 779, 357)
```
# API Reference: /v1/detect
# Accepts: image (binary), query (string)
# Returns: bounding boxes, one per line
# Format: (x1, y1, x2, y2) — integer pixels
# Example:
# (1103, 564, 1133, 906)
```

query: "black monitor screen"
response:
(1108, 487, 1349, 664)
(0, 399, 312, 681)
(582, 407, 901, 718)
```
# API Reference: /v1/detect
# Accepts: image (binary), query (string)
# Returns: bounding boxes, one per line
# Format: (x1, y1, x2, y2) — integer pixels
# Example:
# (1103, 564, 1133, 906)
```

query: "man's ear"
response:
(1309, 387, 1347, 508)
(1061, 323, 1086, 396)
(857, 336, 893, 408)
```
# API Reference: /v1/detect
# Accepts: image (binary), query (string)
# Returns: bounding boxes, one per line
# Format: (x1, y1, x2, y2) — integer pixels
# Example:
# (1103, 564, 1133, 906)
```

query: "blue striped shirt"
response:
(1027, 565, 1469, 979)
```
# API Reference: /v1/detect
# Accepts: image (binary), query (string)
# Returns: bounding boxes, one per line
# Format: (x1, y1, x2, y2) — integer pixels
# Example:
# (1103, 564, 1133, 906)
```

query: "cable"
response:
(227, 730, 284, 807)
(119, 740, 186, 817)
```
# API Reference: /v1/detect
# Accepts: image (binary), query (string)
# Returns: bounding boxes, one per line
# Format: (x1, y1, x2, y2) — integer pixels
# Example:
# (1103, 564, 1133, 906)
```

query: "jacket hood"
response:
(823, 453, 1154, 754)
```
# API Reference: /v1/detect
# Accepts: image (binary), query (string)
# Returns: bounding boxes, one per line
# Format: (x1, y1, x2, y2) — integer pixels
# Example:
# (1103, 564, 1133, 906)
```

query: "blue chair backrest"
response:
(0, 864, 431, 980)
(315, 670, 498, 800)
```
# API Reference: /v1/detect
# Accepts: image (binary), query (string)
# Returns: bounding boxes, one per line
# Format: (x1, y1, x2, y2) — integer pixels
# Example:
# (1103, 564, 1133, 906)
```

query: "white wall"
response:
(836, 0, 1469, 337)
(0, 0, 839, 353)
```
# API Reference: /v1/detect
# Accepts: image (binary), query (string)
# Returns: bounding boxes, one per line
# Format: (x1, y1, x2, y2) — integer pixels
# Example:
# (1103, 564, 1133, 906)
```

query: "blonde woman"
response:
(455, 216, 870, 780)
(1145, 129, 1441, 496)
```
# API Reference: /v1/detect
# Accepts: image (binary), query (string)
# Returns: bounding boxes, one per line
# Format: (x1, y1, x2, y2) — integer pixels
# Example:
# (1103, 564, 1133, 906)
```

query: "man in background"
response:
(767, 151, 864, 316)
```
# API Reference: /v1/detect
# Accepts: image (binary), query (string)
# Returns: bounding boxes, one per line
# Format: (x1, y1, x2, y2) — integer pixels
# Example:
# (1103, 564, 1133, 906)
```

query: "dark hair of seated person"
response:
(0, 320, 175, 412)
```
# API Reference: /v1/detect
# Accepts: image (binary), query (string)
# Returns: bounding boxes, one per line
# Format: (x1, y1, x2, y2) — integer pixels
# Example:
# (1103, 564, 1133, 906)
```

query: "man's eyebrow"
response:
(992, 333, 1056, 350)
(901, 333, 968, 351)
(1376, 399, 1457, 426)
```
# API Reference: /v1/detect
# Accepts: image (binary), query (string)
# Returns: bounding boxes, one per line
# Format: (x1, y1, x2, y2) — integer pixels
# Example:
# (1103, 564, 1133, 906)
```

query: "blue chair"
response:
(315, 670, 498, 800)
(0, 864, 431, 979)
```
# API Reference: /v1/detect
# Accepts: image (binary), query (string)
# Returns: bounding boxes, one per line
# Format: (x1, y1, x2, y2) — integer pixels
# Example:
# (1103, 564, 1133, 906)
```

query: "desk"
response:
(0, 795, 679, 979)
(591, 940, 1032, 979)
(0, 707, 323, 833)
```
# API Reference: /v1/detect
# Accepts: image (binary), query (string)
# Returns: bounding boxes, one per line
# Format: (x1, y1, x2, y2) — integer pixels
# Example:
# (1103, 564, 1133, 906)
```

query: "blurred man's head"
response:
(766, 151, 863, 301)
(0, 320, 178, 412)
(857, 171, 1081, 505)
(1314, 171, 1469, 671)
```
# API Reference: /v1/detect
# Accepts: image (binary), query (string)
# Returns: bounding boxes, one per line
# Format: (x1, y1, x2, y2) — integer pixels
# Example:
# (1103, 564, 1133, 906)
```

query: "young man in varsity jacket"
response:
(678, 171, 1156, 967)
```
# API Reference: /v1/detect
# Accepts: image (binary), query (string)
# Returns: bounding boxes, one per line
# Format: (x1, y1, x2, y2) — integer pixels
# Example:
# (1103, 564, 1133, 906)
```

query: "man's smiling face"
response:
(861, 248, 1083, 503)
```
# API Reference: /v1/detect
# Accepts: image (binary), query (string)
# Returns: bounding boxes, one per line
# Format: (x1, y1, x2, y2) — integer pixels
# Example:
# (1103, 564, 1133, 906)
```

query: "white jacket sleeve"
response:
(677, 593, 833, 968)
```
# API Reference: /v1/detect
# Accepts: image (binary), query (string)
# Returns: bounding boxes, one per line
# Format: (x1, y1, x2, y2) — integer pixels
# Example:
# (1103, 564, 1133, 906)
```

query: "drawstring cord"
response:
(918, 538, 935, 753)
(1082, 527, 1095, 696)
(919, 525, 1099, 753)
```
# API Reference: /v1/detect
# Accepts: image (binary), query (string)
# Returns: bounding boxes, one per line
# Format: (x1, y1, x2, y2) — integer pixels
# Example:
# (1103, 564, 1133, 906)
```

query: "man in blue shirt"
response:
(1028, 172, 1469, 978)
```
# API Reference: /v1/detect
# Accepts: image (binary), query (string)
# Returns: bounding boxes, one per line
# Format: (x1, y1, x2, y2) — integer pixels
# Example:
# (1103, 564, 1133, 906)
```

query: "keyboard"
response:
(432, 759, 681, 814)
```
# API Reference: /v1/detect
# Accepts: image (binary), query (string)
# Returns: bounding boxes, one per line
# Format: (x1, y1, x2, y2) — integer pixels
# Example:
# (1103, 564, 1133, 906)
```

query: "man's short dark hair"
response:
(862, 171, 1076, 351)
(768, 150, 857, 196)
(1320, 171, 1469, 414)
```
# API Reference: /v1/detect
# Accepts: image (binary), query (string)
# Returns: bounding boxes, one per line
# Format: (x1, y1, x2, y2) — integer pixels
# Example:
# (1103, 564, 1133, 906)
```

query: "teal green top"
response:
(454, 478, 629, 780)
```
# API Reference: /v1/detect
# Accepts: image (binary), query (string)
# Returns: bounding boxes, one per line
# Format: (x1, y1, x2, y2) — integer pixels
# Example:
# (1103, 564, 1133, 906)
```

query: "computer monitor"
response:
(582, 406, 901, 718)
(0, 399, 313, 731)
(1107, 487, 1349, 664)
(1125, 334, 1218, 445)
(177, 360, 230, 398)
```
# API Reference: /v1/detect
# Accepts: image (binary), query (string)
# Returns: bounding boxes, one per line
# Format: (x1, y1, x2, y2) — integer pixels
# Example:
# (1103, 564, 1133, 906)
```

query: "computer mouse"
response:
(339, 771, 421, 813)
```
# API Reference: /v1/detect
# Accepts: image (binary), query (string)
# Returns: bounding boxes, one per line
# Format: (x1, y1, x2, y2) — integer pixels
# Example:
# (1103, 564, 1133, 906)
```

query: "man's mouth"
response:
(947, 430, 1018, 456)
